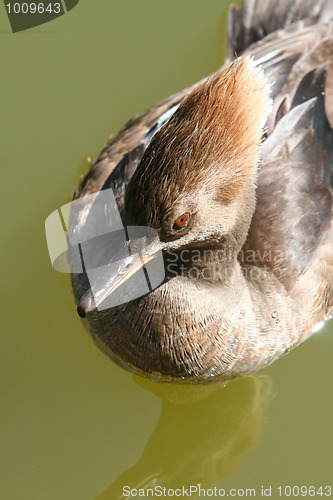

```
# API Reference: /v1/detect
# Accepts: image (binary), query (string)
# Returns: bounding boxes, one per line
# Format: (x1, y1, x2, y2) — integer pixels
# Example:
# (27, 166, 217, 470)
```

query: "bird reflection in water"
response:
(96, 375, 271, 500)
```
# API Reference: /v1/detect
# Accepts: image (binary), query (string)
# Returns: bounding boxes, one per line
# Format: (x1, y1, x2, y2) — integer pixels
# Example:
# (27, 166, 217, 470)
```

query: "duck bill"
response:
(77, 250, 158, 317)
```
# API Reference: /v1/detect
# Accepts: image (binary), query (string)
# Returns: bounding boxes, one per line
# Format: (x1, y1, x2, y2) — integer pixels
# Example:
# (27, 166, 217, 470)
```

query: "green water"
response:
(1, 1, 332, 499)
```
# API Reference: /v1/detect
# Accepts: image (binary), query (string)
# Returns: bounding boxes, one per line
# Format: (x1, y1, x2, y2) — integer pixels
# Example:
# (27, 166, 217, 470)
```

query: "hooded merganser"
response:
(70, 0, 333, 382)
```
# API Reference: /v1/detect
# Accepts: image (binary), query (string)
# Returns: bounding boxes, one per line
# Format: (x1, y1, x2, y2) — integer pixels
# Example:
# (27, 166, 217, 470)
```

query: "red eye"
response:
(173, 212, 191, 230)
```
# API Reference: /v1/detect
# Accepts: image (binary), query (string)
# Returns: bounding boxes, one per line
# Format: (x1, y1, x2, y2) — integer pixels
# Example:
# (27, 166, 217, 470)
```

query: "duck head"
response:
(78, 57, 272, 317)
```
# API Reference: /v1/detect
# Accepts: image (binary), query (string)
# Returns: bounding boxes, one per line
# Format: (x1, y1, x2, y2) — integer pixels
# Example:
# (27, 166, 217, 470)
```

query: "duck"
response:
(70, 0, 333, 382)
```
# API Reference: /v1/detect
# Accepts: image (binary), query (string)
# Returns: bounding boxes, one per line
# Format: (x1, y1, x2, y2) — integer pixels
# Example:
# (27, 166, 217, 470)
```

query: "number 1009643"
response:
(5, 2, 61, 14)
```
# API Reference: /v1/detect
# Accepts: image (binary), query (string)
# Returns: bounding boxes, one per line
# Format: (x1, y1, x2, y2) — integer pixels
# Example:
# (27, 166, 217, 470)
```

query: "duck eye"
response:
(173, 212, 191, 230)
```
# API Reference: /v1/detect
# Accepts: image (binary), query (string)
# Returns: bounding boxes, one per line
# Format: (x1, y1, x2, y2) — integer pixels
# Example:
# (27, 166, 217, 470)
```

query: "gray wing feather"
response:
(227, 0, 333, 59)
